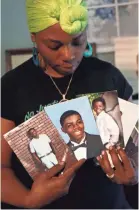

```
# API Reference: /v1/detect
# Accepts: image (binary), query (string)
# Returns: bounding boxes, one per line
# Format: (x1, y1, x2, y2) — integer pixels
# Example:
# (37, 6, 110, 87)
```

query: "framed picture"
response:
(5, 48, 32, 71)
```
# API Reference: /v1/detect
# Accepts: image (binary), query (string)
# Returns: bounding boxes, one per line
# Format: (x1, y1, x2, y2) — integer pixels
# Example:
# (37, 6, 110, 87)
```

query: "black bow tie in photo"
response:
(69, 141, 87, 152)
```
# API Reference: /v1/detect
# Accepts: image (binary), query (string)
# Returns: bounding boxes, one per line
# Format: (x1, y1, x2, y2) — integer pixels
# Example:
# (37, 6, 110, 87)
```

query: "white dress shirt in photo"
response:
(71, 135, 87, 160)
(29, 134, 52, 157)
(96, 111, 120, 149)
(29, 134, 58, 168)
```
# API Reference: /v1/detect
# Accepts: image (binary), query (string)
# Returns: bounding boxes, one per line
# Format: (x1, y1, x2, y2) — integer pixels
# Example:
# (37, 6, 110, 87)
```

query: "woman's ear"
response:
(31, 33, 36, 42)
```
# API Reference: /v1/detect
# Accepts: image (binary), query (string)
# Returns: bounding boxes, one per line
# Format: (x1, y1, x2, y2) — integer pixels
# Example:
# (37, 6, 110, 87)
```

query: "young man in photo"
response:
(92, 97, 120, 149)
(60, 110, 104, 160)
(27, 128, 59, 169)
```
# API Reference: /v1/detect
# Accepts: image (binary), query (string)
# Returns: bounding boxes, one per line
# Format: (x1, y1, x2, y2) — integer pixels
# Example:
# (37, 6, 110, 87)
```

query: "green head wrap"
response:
(26, 0, 88, 34)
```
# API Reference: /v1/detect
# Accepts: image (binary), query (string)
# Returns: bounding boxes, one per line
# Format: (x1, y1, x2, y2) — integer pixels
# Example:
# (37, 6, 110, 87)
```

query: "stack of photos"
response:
(4, 96, 104, 179)
(77, 91, 138, 169)
(3, 92, 138, 179)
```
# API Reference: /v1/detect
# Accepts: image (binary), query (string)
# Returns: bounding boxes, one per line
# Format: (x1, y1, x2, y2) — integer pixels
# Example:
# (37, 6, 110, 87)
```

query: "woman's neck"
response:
(38, 54, 65, 78)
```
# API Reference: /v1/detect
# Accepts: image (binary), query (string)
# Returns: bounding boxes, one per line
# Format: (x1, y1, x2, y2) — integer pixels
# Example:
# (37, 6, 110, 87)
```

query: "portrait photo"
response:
(87, 90, 124, 149)
(118, 98, 139, 146)
(3, 110, 76, 179)
(45, 96, 104, 161)
(125, 120, 138, 173)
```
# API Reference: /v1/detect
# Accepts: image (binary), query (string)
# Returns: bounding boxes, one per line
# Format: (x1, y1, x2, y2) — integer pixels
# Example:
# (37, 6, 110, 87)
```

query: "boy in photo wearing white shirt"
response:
(27, 128, 64, 169)
(92, 97, 120, 149)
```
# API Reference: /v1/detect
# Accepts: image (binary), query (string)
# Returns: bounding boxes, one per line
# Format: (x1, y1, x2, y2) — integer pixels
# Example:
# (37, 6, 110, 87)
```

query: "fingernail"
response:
(102, 150, 105, 155)
(117, 146, 121, 150)
(109, 146, 113, 150)
(97, 156, 100, 160)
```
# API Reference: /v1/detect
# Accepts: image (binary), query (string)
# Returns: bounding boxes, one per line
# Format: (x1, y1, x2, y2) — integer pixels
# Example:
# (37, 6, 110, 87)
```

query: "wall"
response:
(1, 0, 32, 76)
(98, 52, 114, 65)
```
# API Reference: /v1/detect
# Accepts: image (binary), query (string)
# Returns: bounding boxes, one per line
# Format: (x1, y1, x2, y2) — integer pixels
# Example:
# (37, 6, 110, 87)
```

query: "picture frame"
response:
(5, 48, 32, 71)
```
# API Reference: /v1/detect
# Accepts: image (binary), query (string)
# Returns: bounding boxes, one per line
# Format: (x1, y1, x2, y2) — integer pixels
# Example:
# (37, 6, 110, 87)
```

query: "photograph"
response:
(44, 96, 104, 161)
(118, 98, 139, 146)
(85, 91, 124, 150)
(3, 110, 76, 180)
(125, 121, 138, 173)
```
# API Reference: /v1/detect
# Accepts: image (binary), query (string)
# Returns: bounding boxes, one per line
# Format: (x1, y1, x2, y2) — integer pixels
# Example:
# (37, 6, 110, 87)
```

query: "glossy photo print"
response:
(118, 98, 139, 146)
(86, 91, 124, 149)
(45, 96, 104, 161)
(125, 121, 138, 173)
(3, 110, 76, 179)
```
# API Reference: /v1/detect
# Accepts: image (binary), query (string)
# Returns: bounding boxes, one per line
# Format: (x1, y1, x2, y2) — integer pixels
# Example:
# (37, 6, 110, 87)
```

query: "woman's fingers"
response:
(45, 163, 65, 179)
(108, 146, 123, 172)
(97, 150, 114, 177)
(116, 146, 133, 170)
(116, 146, 136, 183)
(97, 146, 137, 185)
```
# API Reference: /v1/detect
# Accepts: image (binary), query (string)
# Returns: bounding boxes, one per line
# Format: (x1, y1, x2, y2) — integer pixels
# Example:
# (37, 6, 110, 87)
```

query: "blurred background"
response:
(1, 0, 138, 103)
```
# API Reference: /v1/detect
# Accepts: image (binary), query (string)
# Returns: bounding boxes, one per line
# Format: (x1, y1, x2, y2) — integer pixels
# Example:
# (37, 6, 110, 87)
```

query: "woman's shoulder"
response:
(83, 56, 121, 75)
(82, 57, 133, 100)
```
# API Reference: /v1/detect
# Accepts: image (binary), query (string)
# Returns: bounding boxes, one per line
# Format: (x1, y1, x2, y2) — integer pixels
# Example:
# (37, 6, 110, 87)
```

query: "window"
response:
(86, 0, 138, 52)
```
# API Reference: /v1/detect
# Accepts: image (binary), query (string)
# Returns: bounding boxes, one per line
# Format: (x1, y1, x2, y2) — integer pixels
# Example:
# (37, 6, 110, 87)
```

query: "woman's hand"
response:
(25, 159, 85, 208)
(97, 146, 137, 185)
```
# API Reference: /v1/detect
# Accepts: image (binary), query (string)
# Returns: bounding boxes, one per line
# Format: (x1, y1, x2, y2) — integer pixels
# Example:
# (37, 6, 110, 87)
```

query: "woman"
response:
(1, 0, 137, 209)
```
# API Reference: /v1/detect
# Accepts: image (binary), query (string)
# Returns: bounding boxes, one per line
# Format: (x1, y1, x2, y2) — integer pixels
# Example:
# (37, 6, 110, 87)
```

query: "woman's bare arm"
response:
(1, 118, 30, 208)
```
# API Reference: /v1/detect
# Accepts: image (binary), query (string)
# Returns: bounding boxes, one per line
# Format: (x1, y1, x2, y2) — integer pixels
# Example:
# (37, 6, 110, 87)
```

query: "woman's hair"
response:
(26, 0, 88, 34)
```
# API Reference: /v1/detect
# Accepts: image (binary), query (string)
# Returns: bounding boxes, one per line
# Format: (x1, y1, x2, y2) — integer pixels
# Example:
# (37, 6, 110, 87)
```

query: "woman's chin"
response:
(57, 66, 76, 76)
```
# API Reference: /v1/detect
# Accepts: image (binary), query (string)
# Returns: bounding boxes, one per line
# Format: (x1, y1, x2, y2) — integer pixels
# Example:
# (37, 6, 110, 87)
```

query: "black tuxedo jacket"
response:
(67, 132, 104, 159)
